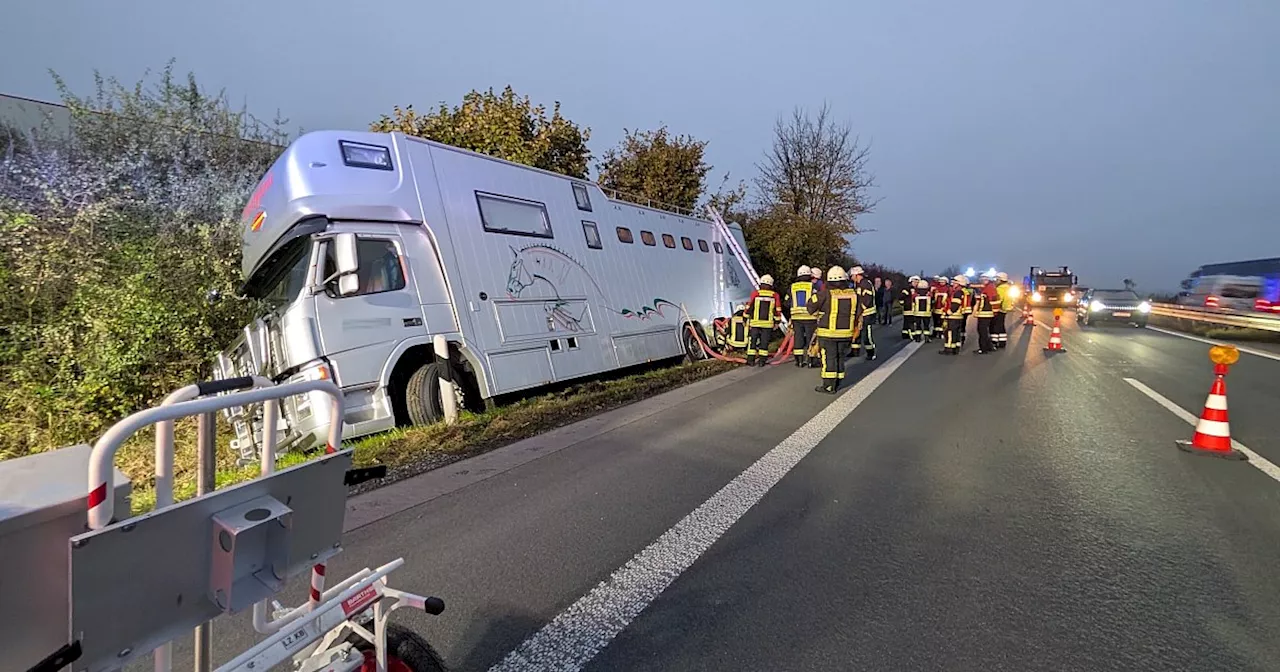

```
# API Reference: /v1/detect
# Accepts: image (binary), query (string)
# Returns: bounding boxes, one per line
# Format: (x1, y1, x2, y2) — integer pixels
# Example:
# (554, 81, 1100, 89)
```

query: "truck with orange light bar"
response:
(212, 130, 756, 461)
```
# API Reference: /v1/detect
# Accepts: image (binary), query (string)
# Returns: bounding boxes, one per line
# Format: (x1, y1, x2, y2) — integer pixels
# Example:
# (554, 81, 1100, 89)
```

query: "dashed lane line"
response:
(487, 340, 925, 672)
(1124, 377, 1280, 485)
(1143, 325, 1280, 363)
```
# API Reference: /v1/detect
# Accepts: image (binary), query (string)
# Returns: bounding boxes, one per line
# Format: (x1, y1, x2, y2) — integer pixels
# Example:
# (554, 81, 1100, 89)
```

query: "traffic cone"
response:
(1043, 310, 1066, 353)
(1176, 362, 1247, 460)
(1023, 306, 1035, 326)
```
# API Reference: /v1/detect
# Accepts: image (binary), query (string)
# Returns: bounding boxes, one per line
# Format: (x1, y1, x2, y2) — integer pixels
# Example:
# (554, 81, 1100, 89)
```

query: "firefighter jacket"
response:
(726, 311, 749, 348)
(788, 281, 818, 320)
(932, 284, 949, 314)
(746, 288, 782, 328)
(962, 287, 974, 315)
(899, 286, 913, 315)
(810, 287, 859, 338)
(974, 285, 997, 318)
(998, 282, 1015, 312)
(856, 277, 878, 318)
(912, 288, 932, 316)
(995, 283, 1008, 313)
(946, 287, 965, 318)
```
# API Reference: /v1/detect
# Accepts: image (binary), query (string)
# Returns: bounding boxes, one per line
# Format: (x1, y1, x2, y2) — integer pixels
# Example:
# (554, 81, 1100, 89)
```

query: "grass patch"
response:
(1149, 315, 1280, 344)
(114, 358, 736, 514)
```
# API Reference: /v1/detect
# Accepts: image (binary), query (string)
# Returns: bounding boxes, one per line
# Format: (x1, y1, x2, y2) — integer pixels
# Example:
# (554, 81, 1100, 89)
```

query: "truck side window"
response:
(324, 238, 406, 297)
(641, 231, 656, 246)
(681, 236, 693, 251)
(572, 183, 592, 212)
(662, 234, 676, 249)
(698, 239, 709, 253)
(582, 221, 602, 249)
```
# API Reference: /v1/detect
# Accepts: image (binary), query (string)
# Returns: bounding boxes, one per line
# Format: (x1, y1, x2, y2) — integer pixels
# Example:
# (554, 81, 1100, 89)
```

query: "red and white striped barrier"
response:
(1176, 361, 1247, 460)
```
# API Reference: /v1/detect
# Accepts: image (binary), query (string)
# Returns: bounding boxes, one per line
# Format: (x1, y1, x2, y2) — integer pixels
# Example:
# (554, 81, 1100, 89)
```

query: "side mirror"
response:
(334, 233, 360, 277)
(338, 274, 360, 296)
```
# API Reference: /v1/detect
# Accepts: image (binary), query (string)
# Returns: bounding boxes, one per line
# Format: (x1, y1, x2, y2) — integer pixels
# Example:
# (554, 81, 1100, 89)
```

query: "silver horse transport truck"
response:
(215, 130, 756, 459)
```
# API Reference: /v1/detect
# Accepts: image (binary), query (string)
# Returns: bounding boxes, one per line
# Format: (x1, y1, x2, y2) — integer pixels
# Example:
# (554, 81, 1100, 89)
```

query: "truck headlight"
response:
(1138, 301, 1152, 314)
(1008, 286, 1021, 299)
(1032, 292, 1043, 303)
(1090, 300, 1106, 312)
(1063, 292, 1074, 302)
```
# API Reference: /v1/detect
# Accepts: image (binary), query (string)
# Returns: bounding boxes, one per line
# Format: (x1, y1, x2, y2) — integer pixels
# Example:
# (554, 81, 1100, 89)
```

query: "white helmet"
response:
(826, 266, 848, 282)
(849, 265, 865, 277)
(759, 274, 774, 286)
(953, 274, 969, 286)
(996, 271, 1009, 282)
(736, 304, 746, 312)
(916, 279, 929, 289)
(908, 275, 921, 283)
(796, 265, 811, 277)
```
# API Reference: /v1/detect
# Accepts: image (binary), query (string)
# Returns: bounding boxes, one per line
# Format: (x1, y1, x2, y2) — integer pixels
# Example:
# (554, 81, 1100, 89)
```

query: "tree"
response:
(596, 126, 710, 212)
(940, 264, 962, 279)
(754, 104, 877, 236)
(372, 86, 591, 179)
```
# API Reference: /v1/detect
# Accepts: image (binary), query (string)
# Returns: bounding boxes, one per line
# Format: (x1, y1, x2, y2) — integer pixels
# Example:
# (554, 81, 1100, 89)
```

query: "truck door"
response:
(313, 233, 427, 389)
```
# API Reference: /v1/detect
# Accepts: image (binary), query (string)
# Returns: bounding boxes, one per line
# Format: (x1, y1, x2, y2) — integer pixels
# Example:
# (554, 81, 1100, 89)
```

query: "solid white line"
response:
(1143, 325, 1280, 363)
(1123, 377, 1280, 484)
(489, 341, 925, 672)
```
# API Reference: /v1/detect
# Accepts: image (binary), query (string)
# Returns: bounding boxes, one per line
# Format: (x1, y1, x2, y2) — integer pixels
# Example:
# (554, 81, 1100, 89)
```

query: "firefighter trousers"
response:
(943, 317, 964, 353)
(933, 313, 945, 338)
(992, 312, 1007, 347)
(791, 319, 816, 361)
(747, 326, 771, 363)
(976, 316, 994, 353)
(818, 336, 852, 389)
(852, 320, 876, 358)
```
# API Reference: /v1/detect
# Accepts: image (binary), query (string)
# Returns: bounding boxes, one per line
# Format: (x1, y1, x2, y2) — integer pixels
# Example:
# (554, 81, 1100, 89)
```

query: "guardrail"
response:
(1149, 303, 1280, 333)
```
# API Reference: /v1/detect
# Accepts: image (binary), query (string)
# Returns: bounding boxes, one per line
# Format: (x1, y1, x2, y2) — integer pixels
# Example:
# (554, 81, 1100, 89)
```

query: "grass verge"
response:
(125, 358, 738, 513)
(1148, 315, 1280, 343)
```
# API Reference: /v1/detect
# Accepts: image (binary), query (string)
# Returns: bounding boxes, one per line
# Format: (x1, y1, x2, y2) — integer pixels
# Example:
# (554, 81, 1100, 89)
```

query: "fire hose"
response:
(681, 304, 794, 366)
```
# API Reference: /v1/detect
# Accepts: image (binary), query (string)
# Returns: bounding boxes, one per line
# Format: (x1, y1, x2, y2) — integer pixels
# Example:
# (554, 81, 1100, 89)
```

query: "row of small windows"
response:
(476, 185, 731, 257)
(609, 224, 722, 255)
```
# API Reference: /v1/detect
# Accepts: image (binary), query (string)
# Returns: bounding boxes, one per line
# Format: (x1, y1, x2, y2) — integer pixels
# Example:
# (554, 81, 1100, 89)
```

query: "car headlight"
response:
(1138, 301, 1151, 314)
(1008, 286, 1021, 299)
(1032, 292, 1042, 302)
(1090, 300, 1105, 312)
(1063, 292, 1074, 302)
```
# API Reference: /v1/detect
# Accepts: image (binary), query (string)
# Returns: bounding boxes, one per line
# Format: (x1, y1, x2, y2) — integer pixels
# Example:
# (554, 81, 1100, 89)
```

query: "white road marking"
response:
(1123, 377, 1280, 484)
(1143, 325, 1280, 363)
(488, 341, 924, 672)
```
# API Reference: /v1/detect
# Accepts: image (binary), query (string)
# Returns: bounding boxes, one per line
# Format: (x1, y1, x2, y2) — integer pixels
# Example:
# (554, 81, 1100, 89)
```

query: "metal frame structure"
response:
(1149, 303, 1280, 333)
(28, 377, 445, 672)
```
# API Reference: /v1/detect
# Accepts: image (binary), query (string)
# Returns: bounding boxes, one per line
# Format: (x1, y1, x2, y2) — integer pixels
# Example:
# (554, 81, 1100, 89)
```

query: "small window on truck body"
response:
(582, 221, 602, 249)
(698, 239, 709, 253)
(617, 227, 634, 244)
(476, 192, 553, 238)
(572, 183, 592, 211)
(662, 234, 676, 248)
(713, 241, 723, 254)
(641, 231, 656, 246)
(681, 236, 694, 251)
(324, 238, 406, 297)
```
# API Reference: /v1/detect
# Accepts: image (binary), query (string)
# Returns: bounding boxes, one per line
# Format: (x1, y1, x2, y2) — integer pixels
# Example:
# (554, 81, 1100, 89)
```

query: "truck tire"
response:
(405, 362, 444, 426)
(683, 324, 708, 363)
(353, 623, 447, 672)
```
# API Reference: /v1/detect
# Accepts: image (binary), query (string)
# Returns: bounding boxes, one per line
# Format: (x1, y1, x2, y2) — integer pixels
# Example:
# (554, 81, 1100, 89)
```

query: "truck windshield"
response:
(259, 240, 312, 311)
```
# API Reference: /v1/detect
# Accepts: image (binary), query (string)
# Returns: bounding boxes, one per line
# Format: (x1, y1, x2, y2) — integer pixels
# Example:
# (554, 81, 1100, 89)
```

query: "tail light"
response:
(1205, 295, 1220, 308)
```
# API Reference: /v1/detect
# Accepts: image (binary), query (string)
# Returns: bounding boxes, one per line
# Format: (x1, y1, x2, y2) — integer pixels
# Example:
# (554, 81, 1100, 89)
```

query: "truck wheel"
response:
(405, 362, 444, 426)
(683, 324, 708, 363)
(355, 623, 447, 672)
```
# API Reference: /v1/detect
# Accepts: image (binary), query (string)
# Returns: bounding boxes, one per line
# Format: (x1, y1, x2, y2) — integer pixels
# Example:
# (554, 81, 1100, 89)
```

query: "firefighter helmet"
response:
(996, 271, 1009, 282)
(796, 265, 811, 278)
(953, 275, 969, 285)
(908, 275, 921, 283)
(849, 265, 865, 277)
(826, 266, 848, 282)
(916, 279, 929, 290)
(736, 304, 746, 312)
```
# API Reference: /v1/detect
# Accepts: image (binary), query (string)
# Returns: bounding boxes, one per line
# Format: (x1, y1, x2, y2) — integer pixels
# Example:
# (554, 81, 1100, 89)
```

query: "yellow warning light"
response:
(1209, 345, 1240, 366)
(1053, 308, 1063, 318)
(250, 211, 266, 232)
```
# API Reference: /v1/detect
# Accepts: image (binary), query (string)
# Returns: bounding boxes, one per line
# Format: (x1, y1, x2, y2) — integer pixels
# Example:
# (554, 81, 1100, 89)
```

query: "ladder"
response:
(704, 206, 759, 290)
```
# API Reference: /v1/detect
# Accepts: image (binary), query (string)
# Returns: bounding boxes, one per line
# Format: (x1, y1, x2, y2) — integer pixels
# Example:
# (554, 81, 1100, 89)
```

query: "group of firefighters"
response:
(720, 265, 1020, 393)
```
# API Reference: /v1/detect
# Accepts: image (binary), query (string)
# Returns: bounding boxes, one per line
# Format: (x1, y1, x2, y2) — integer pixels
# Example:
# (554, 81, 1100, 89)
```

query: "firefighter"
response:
(932, 276, 949, 340)
(744, 274, 782, 366)
(912, 278, 933, 342)
(788, 266, 819, 367)
(808, 266, 858, 393)
(939, 275, 968, 355)
(725, 303, 749, 352)
(851, 266, 877, 361)
(994, 271, 1013, 348)
(900, 277, 916, 339)
(973, 274, 998, 354)
(960, 277, 975, 346)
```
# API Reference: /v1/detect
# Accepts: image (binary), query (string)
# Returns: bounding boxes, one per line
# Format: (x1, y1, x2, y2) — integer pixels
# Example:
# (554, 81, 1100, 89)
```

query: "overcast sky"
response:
(3, 0, 1277, 292)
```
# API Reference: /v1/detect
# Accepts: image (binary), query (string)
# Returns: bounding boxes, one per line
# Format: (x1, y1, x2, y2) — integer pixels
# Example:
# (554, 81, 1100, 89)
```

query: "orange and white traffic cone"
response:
(1176, 347, 1247, 460)
(1043, 309, 1066, 354)
(1023, 305, 1035, 326)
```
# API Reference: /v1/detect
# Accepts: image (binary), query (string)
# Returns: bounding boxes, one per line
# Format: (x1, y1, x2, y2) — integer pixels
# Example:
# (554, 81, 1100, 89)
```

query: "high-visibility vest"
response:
(726, 313, 748, 348)
(947, 290, 965, 317)
(962, 288, 974, 315)
(974, 290, 995, 318)
(815, 289, 858, 338)
(912, 291, 932, 316)
(933, 287, 948, 313)
(995, 284, 1008, 312)
(857, 280, 877, 317)
(748, 289, 779, 328)
(998, 283, 1015, 311)
(790, 281, 817, 320)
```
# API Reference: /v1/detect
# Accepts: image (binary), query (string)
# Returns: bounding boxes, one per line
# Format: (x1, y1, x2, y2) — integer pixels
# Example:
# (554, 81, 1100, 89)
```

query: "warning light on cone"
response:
(1209, 345, 1240, 366)
(1053, 308, 1063, 318)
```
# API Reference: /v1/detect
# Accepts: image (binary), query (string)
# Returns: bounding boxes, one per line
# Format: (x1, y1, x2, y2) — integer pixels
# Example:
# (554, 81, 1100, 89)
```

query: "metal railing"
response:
(600, 186, 703, 219)
(1149, 303, 1280, 333)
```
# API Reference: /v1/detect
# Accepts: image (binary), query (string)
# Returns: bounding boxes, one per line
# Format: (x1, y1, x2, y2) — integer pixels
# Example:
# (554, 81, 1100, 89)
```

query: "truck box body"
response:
(217, 131, 754, 457)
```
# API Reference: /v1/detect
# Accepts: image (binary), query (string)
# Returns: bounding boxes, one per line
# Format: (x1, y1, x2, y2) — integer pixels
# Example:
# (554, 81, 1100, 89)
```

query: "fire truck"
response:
(1027, 266, 1077, 306)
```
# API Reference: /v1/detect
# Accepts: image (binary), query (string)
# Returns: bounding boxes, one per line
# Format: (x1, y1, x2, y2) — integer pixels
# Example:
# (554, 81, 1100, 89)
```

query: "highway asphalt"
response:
(145, 312, 1280, 671)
